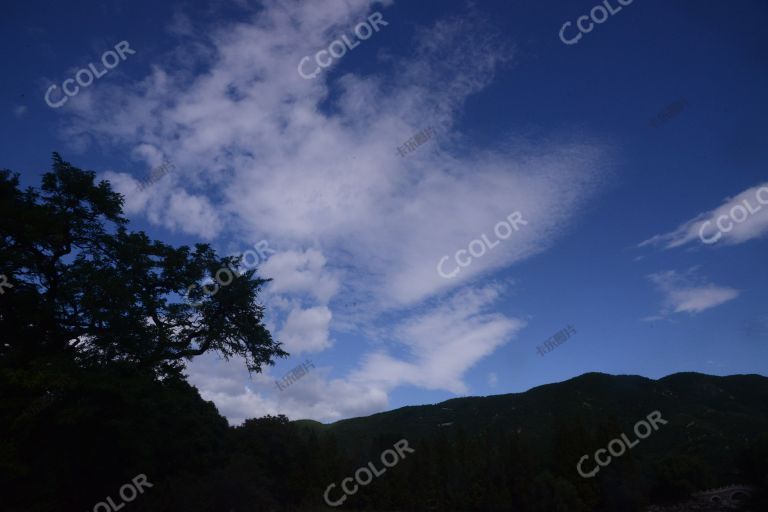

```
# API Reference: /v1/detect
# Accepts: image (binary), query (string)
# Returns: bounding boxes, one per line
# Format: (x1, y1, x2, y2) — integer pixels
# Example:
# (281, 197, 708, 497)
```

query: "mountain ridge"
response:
(292, 371, 768, 476)
(294, 371, 768, 426)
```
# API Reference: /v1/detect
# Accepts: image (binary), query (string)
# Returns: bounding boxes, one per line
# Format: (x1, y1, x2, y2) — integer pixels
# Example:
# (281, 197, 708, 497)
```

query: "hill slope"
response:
(292, 372, 768, 509)
(313, 372, 768, 458)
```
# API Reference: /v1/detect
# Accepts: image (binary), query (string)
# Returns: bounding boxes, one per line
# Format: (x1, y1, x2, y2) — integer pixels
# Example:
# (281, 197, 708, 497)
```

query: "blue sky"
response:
(2, 0, 767, 424)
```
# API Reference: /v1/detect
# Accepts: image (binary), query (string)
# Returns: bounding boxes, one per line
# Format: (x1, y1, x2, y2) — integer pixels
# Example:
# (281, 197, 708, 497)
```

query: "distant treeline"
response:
(3, 362, 768, 511)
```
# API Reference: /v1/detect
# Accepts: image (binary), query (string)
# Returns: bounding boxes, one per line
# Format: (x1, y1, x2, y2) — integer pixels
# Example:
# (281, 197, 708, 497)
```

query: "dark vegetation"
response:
(1, 156, 766, 511)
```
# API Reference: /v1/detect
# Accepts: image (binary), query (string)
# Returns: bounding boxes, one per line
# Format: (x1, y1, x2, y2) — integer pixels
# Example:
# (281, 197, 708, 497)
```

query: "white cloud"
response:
(640, 182, 768, 249)
(487, 372, 498, 387)
(57, 0, 609, 422)
(132, 143, 167, 168)
(278, 305, 333, 353)
(101, 167, 220, 240)
(161, 190, 222, 240)
(186, 353, 388, 424)
(260, 249, 339, 305)
(64, 1, 608, 310)
(259, 248, 339, 355)
(348, 284, 525, 394)
(188, 283, 522, 424)
(646, 269, 739, 319)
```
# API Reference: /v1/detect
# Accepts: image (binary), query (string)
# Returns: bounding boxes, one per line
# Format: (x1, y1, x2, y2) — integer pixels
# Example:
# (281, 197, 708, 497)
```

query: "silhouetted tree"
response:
(0, 154, 286, 376)
(0, 155, 286, 512)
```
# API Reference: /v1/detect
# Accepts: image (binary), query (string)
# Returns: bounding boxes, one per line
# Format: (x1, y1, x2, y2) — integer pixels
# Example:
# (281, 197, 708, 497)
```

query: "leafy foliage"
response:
(0, 154, 286, 376)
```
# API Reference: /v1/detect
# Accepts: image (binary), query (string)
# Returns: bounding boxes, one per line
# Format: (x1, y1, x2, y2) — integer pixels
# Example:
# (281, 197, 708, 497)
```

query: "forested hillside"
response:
(1, 159, 766, 512)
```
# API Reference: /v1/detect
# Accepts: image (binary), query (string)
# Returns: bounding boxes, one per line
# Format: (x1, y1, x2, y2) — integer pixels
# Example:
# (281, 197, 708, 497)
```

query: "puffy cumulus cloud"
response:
(348, 285, 525, 394)
(639, 182, 768, 249)
(186, 352, 272, 395)
(278, 305, 333, 353)
(131, 143, 167, 168)
(185, 352, 275, 424)
(198, 387, 276, 426)
(160, 190, 221, 240)
(101, 170, 149, 212)
(102, 162, 220, 240)
(259, 248, 338, 354)
(187, 283, 519, 424)
(186, 353, 388, 424)
(187, 283, 523, 422)
(645, 269, 740, 319)
(260, 249, 339, 305)
(275, 373, 389, 422)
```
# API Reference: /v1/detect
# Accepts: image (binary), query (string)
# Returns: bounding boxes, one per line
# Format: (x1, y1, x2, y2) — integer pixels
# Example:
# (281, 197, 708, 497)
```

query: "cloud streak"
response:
(646, 269, 739, 320)
(640, 182, 768, 249)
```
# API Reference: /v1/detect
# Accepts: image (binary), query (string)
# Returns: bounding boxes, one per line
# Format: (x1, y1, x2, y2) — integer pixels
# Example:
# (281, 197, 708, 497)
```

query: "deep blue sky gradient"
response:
(2, 0, 766, 421)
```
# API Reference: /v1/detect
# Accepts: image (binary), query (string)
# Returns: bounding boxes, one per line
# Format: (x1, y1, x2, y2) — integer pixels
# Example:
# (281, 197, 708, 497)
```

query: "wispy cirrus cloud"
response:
(60, 0, 609, 310)
(639, 182, 768, 249)
(54, 0, 610, 422)
(645, 269, 739, 320)
(348, 284, 524, 394)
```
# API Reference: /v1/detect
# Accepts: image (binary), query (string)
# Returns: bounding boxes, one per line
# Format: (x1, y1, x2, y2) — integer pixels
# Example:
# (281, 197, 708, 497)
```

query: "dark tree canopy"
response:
(0, 153, 287, 376)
